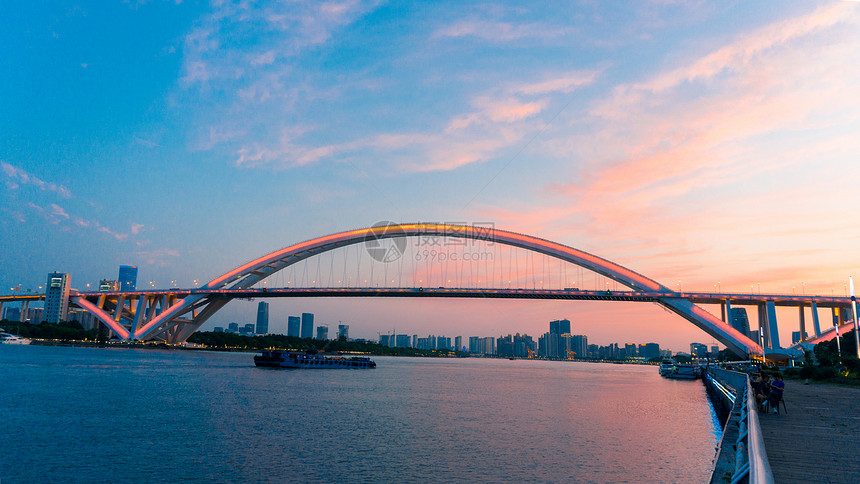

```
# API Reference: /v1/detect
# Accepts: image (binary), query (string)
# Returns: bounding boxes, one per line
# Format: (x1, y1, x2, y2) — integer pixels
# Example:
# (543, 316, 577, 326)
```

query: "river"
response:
(0, 345, 720, 483)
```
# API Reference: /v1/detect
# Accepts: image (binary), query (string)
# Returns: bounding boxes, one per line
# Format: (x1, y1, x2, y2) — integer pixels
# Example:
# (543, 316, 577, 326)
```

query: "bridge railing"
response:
(707, 367, 773, 484)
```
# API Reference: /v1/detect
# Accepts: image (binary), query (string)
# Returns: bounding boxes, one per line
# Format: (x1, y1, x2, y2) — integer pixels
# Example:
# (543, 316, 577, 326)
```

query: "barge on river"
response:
(254, 350, 376, 369)
(658, 358, 701, 379)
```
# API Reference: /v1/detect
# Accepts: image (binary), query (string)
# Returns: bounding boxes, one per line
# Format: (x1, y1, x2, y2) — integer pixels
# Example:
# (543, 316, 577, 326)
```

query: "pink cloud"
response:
(566, 5, 860, 230)
(23, 201, 148, 243)
(250, 50, 276, 66)
(135, 248, 181, 267)
(632, 2, 857, 94)
(473, 97, 545, 123)
(432, 20, 568, 42)
(514, 69, 603, 96)
(49, 203, 69, 219)
(1, 162, 72, 198)
(98, 227, 128, 241)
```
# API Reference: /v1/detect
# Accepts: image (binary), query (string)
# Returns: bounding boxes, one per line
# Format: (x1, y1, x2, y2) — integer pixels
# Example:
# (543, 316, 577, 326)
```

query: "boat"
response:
(659, 358, 701, 379)
(658, 358, 674, 376)
(254, 350, 376, 369)
(0, 331, 31, 345)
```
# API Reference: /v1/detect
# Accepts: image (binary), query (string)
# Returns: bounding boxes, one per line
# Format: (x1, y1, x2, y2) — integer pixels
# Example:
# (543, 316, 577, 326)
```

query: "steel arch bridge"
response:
(66, 223, 764, 357)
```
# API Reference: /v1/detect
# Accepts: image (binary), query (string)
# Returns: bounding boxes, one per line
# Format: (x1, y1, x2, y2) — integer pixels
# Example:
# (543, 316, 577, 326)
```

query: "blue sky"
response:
(2, 1, 859, 349)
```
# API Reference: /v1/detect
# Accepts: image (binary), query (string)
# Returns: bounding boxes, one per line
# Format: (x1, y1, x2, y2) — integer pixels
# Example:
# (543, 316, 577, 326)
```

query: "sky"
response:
(2, 0, 859, 351)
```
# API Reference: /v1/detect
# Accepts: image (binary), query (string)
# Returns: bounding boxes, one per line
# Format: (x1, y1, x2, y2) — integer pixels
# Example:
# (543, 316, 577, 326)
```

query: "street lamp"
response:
(850, 277, 859, 360)
(834, 322, 843, 364)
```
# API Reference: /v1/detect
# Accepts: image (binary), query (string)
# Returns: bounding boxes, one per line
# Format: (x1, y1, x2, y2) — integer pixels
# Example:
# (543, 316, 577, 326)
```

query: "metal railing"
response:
(708, 367, 774, 484)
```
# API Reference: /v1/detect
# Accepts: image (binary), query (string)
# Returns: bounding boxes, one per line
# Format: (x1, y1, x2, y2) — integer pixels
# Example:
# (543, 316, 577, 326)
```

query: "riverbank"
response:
(757, 380, 860, 483)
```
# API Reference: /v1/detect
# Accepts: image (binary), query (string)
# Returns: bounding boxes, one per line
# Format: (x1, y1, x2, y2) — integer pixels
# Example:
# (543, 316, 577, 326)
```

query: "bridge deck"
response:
(757, 381, 860, 483)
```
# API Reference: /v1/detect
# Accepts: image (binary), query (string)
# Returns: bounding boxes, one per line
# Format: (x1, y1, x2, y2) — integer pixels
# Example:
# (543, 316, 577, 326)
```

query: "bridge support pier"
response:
(811, 301, 821, 337)
(0, 301, 4, 321)
(799, 305, 807, 342)
(20, 300, 29, 322)
(766, 300, 780, 349)
(758, 303, 768, 348)
(722, 299, 733, 324)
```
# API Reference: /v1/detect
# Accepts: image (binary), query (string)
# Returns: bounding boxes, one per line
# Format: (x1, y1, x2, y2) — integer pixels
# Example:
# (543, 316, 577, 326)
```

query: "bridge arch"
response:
(132, 223, 762, 357)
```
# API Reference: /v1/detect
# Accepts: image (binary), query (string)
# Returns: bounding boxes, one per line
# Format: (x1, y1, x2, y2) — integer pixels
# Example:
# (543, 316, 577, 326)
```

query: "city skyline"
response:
(2, 1, 859, 350)
(205, 308, 713, 354)
(208, 309, 703, 357)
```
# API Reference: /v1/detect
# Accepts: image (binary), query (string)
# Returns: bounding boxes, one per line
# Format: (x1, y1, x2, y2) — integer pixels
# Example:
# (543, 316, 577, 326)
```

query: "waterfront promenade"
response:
(757, 381, 860, 483)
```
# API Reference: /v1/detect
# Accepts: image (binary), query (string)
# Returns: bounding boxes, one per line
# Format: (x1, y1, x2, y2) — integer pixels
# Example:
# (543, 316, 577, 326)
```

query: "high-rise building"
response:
(730, 308, 751, 335)
(624, 343, 637, 358)
(395, 334, 411, 347)
(468, 336, 480, 353)
(228, 322, 239, 333)
(25, 307, 44, 325)
(499, 335, 514, 356)
(67, 308, 95, 330)
(287, 316, 300, 337)
(514, 334, 535, 357)
(549, 319, 571, 335)
(480, 336, 495, 355)
(337, 324, 349, 340)
(316, 325, 328, 340)
(3, 306, 21, 322)
(99, 279, 119, 292)
(437, 336, 451, 350)
(256, 301, 269, 334)
(44, 272, 71, 323)
(570, 335, 588, 358)
(301, 312, 314, 338)
(499, 334, 531, 357)
(468, 336, 494, 354)
(638, 342, 661, 359)
(539, 332, 558, 358)
(117, 265, 137, 292)
(690, 342, 708, 358)
(242, 323, 255, 335)
(454, 336, 463, 352)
